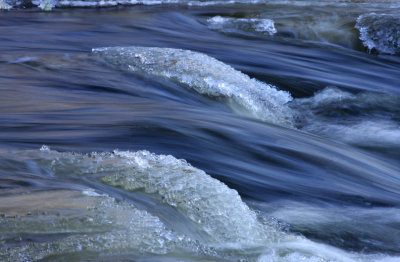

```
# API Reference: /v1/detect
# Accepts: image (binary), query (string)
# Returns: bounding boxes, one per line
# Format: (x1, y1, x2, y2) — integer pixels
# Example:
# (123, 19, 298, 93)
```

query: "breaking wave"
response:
(207, 16, 277, 36)
(356, 13, 400, 55)
(92, 46, 294, 127)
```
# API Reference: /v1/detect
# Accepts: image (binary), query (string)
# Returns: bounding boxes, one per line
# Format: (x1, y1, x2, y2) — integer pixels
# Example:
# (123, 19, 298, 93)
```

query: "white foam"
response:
(92, 46, 294, 127)
(208, 16, 277, 36)
(356, 13, 400, 55)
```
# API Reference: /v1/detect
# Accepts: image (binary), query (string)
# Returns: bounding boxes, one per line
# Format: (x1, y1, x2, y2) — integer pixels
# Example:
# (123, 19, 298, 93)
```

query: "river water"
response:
(0, 1, 400, 261)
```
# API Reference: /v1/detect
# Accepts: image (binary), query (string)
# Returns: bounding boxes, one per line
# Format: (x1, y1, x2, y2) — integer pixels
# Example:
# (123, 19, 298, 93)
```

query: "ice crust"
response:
(101, 150, 274, 243)
(92, 46, 294, 127)
(0, 189, 177, 261)
(356, 13, 400, 55)
(34, 147, 277, 244)
(208, 16, 277, 36)
(0, 0, 11, 9)
(2, 147, 399, 261)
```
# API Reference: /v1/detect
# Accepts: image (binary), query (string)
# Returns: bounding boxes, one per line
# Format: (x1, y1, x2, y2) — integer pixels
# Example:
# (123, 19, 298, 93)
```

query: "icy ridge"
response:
(33, 147, 278, 244)
(92, 46, 294, 127)
(208, 16, 277, 36)
(0, 189, 177, 261)
(356, 13, 400, 55)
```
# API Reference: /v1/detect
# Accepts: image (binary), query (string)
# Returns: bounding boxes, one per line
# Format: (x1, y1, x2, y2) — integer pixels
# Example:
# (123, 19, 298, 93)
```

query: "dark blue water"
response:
(1, 3, 400, 261)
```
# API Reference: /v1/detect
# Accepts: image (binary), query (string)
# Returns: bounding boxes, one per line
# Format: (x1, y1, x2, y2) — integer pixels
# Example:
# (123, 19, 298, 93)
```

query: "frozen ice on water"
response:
(0, 0, 12, 9)
(32, 0, 56, 10)
(208, 16, 277, 36)
(3, 148, 400, 261)
(101, 150, 276, 244)
(92, 46, 294, 127)
(0, 189, 177, 261)
(31, 148, 279, 244)
(356, 13, 400, 55)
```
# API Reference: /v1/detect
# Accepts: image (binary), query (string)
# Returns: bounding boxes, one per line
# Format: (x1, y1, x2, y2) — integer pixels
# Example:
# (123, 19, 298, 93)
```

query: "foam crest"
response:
(92, 46, 294, 127)
(356, 13, 400, 55)
(208, 16, 277, 36)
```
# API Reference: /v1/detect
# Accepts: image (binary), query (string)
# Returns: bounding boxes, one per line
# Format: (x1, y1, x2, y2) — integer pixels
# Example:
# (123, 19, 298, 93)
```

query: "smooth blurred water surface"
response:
(0, 3, 400, 261)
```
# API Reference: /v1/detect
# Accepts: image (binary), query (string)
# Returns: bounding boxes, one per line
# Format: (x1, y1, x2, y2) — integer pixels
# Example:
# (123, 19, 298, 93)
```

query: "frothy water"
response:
(92, 46, 294, 127)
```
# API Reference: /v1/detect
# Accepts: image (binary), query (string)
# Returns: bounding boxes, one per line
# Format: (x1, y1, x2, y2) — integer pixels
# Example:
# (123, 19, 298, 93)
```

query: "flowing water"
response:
(0, 1, 400, 261)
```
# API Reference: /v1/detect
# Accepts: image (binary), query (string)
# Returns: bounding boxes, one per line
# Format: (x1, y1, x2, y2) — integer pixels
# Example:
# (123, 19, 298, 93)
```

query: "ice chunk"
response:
(101, 150, 275, 244)
(356, 13, 400, 55)
(0, 189, 177, 261)
(29, 148, 279, 244)
(0, 0, 12, 9)
(92, 46, 294, 127)
(208, 16, 277, 36)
